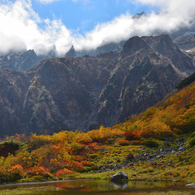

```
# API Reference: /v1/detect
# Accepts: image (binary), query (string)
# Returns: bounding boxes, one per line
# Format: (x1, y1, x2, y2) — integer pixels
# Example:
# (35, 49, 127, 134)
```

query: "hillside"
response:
(0, 35, 194, 137)
(1, 76, 195, 183)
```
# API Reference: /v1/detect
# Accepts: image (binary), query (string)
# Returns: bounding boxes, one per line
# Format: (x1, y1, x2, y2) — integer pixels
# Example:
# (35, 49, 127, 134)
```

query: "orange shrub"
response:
(9, 164, 23, 174)
(27, 166, 51, 177)
(0, 164, 23, 182)
(56, 169, 73, 178)
(130, 140, 142, 145)
(81, 161, 92, 166)
(117, 139, 130, 146)
(65, 161, 83, 172)
(66, 147, 74, 153)
(73, 155, 83, 162)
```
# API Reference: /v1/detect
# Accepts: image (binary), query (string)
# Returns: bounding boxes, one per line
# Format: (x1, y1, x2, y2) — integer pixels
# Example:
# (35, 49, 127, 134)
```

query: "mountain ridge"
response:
(0, 34, 194, 137)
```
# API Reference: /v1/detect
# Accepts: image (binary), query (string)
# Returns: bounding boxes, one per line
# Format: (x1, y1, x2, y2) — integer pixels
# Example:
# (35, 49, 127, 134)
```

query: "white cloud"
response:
(0, 0, 75, 55)
(74, 0, 195, 50)
(135, 0, 195, 19)
(0, 0, 195, 56)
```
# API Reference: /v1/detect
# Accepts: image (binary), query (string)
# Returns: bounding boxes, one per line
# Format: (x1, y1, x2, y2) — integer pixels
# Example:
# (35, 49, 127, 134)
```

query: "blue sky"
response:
(31, 0, 159, 35)
(0, 0, 194, 55)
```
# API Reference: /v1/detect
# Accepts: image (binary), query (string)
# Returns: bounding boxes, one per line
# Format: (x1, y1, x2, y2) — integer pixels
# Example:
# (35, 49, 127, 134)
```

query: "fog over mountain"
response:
(0, 0, 195, 56)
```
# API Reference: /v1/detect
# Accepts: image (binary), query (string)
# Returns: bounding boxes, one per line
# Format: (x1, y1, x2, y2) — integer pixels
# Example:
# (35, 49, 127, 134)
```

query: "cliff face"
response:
(96, 35, 194, 127)
(0, 35, 194, 137)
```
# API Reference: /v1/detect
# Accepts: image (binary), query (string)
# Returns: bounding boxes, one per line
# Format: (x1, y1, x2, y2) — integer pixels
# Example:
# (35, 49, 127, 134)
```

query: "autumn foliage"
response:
(56, 169, 73, 178)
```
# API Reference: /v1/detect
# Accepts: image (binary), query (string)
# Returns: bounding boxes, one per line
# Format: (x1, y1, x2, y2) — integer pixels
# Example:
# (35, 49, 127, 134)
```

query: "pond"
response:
(0, 179, 192, 195)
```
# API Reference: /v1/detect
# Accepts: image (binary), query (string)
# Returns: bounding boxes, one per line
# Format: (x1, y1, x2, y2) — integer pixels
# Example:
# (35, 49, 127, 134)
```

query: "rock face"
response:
(0, 50, 55, 71)
(174, 33, 195, 51)
(0, 35, 194, 137)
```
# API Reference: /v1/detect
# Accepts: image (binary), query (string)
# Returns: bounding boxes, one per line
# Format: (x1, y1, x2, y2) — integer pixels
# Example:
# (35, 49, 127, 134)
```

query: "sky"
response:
(0, 0, 195, 56)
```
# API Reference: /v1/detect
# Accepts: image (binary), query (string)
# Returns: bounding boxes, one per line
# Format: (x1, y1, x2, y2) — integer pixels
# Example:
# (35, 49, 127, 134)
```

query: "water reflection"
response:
(0, 179, 187, 195)
(54, 180, 185, 193)
(111, 181, 128, 190)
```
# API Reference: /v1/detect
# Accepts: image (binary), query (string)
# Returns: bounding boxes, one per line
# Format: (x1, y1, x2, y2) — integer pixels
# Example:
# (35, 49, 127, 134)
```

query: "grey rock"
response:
(179, 138, 185, 142)
(110, 172, 128, 181)
(125, 153, 134, 161)
(185, 158, 189, 162)
(186, 183, 195, 187)
(164, 141, 170, 147)
(98, 165, 103, 170)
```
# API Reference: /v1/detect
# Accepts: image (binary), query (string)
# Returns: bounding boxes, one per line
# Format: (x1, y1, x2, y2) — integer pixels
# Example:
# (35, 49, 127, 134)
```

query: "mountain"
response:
(173, 32, 195, 51)
(170, 20, 195, 51)
(64, 13, 195, 58)
(0, 35, 194, 137)
(96, 35, 194, 126)
(0, 49, 56, 71)
(1, 68, 195, 184)
(65, 41, 125, 58)
(1, 12, 195, 72)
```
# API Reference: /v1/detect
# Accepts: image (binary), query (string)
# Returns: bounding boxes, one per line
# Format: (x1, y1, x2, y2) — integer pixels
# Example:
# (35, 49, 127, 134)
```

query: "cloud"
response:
(0, 0, 75, 55)
(74, 0, 195, 50)
(0, 0, 195, 56)
(74, 12, 191, 51)
(135, 0, 195, 19)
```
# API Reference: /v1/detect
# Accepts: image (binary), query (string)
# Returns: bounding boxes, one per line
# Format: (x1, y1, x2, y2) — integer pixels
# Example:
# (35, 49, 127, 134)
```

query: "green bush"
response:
(189, 138, 195, 148)
(143, 140, 159, 148)
(89, 154, 99, 160)
(189, 132, 195, 139)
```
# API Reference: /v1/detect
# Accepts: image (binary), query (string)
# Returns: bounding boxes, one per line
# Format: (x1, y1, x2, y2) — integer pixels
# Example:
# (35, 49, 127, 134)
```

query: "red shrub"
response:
(140, 130, 154, 138)
(124, 131, 140, 140)
(81, 161, 92, 166)
(88, 150, 96, 154)
(72, 161, 83, 172)
(82, 140, 91, 145)
(188, 93, 192, 98)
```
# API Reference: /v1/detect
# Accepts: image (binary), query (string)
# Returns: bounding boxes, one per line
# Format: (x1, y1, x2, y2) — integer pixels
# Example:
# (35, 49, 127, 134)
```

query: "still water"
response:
(0, 179, 191, 195)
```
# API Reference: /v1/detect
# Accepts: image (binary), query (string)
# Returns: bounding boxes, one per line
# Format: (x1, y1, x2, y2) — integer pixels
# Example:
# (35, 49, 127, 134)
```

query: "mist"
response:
(0, 0, 194, 56)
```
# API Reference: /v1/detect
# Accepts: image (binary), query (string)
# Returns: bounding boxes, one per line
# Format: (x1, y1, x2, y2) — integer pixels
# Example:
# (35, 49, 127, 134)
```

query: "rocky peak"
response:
(122, 36, 151, 55)
(65, 46, 76, 57)
(132, 11, 146, 19)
